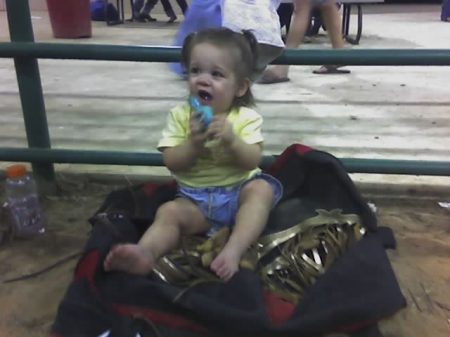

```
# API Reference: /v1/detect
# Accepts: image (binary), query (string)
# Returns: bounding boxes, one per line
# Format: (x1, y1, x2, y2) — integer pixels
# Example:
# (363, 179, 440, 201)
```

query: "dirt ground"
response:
(0, 175, 449, 337)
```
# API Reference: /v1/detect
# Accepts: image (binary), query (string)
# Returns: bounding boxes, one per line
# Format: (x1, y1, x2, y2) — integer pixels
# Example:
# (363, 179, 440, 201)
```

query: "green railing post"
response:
(6, 0, 56, 194)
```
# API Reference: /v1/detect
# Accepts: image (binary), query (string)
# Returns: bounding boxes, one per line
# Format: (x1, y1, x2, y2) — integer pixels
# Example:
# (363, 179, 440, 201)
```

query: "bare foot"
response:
(210, 247, 240, 281)
(257, 65, 290, 84)
(103, 244, 156, 275)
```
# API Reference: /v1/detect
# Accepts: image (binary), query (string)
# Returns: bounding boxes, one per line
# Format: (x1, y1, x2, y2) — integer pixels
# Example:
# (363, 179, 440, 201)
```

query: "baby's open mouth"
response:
(198, 90, 212, 104)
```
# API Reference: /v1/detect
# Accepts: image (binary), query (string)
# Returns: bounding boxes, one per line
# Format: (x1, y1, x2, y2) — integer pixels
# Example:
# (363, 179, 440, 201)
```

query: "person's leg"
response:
(279, 0, 312, 51)
(141, 0, 158, 21)
(258, 0, 312, 83)
(210, 179, 274, 281)
(277, 3, 294, 35)
(160, 0, 177, 22)
(320, 0, 344, 49)
(175, 0, 188, 15)
(104, 198, 210, 275)
(285, 4, 294, 34)
(313, 0, 350, 74)
(442, 0, 450, 22)
(132, 0, 145, 18)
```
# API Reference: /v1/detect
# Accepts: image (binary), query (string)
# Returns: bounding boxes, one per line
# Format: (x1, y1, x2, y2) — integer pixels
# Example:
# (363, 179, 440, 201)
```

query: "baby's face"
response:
(187, 43, 246, 115)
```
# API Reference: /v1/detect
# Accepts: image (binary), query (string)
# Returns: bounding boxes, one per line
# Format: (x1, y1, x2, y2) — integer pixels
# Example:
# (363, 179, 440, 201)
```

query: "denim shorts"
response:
(178, 173, 283, 236)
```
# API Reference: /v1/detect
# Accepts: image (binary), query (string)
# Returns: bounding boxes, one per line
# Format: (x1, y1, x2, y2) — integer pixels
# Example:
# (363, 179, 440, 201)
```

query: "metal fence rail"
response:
(0, 148, 449, 176)
(2, 0, 450, 192)
(2, 42, 450, 66)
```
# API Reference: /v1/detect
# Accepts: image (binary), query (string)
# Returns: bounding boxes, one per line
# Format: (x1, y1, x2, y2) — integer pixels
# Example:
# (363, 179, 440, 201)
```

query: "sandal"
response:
(313, 65, 351, 74)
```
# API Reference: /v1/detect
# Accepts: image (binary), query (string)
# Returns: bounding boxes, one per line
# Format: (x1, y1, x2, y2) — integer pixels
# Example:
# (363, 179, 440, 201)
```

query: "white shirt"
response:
(222, 0, 285, 48)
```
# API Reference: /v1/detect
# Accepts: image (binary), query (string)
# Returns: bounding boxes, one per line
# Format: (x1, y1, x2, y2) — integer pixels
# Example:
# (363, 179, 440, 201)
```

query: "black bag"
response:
(51, 144, 406, 337)
(90, 0, 119, 22)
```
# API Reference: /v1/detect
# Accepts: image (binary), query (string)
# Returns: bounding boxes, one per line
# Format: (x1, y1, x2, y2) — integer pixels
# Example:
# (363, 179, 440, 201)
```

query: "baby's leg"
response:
(210, 179, 274, 281)
(104, 197, 210, 275)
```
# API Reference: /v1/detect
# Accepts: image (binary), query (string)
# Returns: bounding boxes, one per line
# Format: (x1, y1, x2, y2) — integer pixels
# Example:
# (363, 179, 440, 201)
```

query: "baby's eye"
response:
(212, 70, 224, 78)
(190, 66, 200, 74)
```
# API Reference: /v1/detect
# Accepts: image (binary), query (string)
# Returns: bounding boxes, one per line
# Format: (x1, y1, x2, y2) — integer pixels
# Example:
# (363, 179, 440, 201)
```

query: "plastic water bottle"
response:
(4, 164, 45, 239)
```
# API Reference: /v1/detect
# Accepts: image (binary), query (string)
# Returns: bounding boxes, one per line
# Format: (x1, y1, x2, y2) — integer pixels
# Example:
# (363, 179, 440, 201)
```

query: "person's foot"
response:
(256, 66, 290, 84)
(135, 15, 146, 22)
(136, 13, 156, 22)
(142, 14, 157, 22)
(303, 36, 313, 44)
(210, 246, 240, 281)
(167, 15, 177, 23)
(130, 13, 141, 22)
(312, 65, 351, 74)
(104, 244, 156, 275)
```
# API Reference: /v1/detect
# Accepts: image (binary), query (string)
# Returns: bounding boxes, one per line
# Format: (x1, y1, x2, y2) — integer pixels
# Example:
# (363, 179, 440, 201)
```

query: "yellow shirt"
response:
(157, 103, 263, 187)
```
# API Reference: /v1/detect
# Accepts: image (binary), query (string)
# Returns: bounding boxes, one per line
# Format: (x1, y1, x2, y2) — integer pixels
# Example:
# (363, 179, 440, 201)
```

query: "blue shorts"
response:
(178, 174, 283, 236)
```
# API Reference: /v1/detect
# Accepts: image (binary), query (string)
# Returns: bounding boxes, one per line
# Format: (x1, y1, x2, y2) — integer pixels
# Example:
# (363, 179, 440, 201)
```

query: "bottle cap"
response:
(6, 164, 27, 178)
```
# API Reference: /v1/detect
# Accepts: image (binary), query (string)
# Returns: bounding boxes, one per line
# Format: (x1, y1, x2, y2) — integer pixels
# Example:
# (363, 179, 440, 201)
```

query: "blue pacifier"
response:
(189, 96, 213, 130)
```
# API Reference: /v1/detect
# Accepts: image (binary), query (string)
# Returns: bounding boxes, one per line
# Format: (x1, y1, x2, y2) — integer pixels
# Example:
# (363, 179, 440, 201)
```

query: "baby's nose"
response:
(197, 73, 212, 85)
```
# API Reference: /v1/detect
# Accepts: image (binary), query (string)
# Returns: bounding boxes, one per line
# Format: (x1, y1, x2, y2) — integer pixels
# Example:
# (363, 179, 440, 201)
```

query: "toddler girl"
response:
(104, 28, 283, 281)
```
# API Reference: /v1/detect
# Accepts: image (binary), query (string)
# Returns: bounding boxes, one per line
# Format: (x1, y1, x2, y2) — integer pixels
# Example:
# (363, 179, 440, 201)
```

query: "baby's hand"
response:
(189, 115, 208, 148)
(207, 115, 235, 146)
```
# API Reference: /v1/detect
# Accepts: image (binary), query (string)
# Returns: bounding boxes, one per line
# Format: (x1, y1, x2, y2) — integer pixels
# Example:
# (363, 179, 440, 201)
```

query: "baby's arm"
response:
(226, 138, 262, 171)
(162, 141, 202, 172)
(162, 115, 208, 172)
(207, 114, 262, 170)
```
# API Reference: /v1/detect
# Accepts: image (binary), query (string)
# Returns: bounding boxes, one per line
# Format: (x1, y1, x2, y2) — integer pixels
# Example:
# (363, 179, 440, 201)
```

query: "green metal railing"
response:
(1, 0, 450, 189)
(2, 42, 450, 66)
(0, 148, 449, 176)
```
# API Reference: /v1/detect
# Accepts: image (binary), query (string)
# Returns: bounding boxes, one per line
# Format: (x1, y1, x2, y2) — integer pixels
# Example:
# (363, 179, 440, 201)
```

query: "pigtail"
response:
(242, 30, 258, 61)
(242, 30, 259, 78)
(180, 32, 197, 71)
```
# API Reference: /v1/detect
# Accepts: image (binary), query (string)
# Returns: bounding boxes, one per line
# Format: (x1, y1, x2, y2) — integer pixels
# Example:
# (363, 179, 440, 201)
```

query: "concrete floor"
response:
(0, 4, 449, 190)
